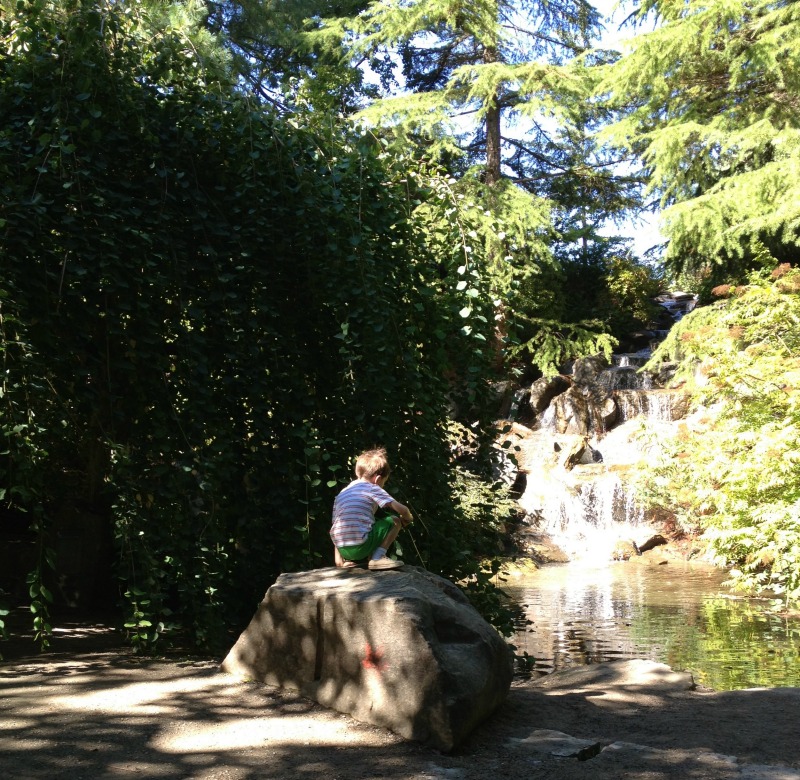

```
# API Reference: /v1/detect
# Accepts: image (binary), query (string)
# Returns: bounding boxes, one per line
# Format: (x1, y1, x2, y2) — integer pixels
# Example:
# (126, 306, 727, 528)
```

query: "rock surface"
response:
(221, 565, 513, 751)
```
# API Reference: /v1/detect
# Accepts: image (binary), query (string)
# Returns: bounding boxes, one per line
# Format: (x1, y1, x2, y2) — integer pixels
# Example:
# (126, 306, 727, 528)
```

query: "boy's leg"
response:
(371, 517, 401, 559)
(337, 517, 404, 569)
(368, 517, 403, 569)
(334, 546, 358, 568)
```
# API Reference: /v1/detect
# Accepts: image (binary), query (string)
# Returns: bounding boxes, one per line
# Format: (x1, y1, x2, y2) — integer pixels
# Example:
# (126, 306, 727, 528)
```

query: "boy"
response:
(330, 447, 413, 571)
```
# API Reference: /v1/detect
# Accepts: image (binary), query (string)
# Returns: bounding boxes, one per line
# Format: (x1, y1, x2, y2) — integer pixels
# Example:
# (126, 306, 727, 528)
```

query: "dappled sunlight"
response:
(0, 737, 52, 752)
(50, 674, 236, 715)
(3, 645, 800, 777)
(0, 655, 416, 778)
(155, 715, 365, 752)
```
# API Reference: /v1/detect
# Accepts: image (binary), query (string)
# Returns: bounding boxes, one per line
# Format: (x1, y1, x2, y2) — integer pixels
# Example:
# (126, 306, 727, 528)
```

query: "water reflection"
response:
(508, 560, 800, 690)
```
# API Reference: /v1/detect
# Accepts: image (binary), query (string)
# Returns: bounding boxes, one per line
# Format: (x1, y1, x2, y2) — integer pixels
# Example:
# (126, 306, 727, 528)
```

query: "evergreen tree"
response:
(518, 89, 641, 267)
(205, 0, 376, 111)
(320, 0, 602, 186)
(304, 0, 637, 374)
(601, 0, 800, 283)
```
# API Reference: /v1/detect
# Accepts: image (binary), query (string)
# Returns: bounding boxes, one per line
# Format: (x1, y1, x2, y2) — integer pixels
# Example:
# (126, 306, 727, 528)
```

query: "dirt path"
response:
(2, 627, 800, 780)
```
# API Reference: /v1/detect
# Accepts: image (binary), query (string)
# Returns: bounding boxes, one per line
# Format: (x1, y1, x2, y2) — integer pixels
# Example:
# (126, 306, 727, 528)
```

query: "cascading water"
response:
(614, 389, 687, 423)
(599, 361, 654, 391)
(612, 353, 650, 369)
(536, 469, 645, 559)
(506, 293, 697, 561)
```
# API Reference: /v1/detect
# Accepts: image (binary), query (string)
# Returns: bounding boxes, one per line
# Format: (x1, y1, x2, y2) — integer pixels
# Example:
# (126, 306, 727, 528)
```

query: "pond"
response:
(507, 559, 800, 691)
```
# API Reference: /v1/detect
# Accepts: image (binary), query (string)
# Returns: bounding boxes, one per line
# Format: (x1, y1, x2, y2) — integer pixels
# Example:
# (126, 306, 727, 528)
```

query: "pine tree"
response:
(601, 0, 800, 282)
(205, 0, 386, 112)
(321, 0, 603, 187)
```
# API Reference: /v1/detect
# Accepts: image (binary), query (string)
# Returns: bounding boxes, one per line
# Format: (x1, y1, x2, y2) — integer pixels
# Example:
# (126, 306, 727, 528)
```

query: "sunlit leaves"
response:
(640, 271, 800, 601)
(600, 0, 800, 278)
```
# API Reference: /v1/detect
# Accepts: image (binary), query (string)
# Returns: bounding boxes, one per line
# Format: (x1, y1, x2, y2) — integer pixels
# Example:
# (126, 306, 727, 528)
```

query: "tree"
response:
(326, 0, 602, 182)
(304, 0, 642, 375)
(601, 0, 800, 283)
(204, 0, 387, 112)
(515, 85, 642, 267)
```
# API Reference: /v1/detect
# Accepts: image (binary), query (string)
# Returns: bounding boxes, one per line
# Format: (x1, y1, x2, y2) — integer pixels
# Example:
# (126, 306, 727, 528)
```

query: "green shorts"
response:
(338, 516, 396, 561)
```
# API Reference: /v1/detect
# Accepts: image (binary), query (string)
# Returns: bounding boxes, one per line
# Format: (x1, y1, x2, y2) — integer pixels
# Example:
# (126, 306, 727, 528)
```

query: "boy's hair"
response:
(355, 447, 391, 480)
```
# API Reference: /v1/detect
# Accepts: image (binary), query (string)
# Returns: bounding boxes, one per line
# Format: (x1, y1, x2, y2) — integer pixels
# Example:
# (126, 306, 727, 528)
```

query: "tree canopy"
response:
(601, 0, 800, 283)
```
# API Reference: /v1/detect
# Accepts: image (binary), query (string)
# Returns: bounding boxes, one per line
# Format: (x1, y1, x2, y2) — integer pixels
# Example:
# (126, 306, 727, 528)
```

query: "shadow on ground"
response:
(2, 621, 800, 780)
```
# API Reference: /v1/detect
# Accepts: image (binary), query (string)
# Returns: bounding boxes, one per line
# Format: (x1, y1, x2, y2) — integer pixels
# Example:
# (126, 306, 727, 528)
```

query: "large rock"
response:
(221, 566, 513, 751)
(528, 374, 571, 416)
(552, 386, 616, 435)
(571, 354, 610, 385)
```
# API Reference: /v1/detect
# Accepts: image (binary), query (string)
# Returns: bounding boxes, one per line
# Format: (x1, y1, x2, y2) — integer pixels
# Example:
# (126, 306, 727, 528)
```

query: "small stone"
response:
(506, 729, 603, 759)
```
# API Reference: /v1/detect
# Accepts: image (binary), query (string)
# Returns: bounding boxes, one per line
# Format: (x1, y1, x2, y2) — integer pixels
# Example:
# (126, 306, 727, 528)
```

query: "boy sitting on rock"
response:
(330, 447, 413, 571)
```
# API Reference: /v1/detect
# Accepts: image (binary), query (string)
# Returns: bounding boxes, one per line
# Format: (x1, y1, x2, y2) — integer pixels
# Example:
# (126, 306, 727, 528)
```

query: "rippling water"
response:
(507, 560, 800, 690)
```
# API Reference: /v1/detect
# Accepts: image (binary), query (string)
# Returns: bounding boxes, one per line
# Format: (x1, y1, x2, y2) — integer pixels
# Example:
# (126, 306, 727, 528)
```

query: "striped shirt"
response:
(330, 478, 394, 548)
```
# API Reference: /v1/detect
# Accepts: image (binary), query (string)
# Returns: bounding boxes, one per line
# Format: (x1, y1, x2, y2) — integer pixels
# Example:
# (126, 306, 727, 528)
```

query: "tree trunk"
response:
(484, 46, 501, 187)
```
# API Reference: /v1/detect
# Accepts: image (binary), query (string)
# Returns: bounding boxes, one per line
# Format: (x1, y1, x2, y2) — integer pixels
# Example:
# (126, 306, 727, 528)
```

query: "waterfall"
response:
(612, 353, 651, 369)
(537, 404, 557, 433)
(615, 389, 687, 423)
(599, 366, 654, 392)
(505, 292, 699, 561)
(511, 341, 693, 560)
(538, 470, 645, 560)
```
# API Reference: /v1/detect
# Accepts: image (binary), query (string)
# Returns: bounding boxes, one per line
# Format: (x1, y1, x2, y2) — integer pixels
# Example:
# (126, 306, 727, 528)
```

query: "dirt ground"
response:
(2, 621, 800, 780)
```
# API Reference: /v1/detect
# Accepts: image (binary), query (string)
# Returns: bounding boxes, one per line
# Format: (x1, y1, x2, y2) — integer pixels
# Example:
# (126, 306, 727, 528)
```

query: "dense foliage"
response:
(601, 0, 800, 285)
(0, 0, 518, 651)
(640, 267, 800, 601)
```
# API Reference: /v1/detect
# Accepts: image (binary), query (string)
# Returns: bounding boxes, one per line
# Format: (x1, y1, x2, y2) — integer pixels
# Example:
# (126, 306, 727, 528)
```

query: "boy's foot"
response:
(338, 559, 360, 569)
(368, 557, 404, 571)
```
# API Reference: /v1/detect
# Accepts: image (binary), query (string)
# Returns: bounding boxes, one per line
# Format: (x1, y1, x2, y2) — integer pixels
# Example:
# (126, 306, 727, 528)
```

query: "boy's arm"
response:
(388, 500, 413, 526)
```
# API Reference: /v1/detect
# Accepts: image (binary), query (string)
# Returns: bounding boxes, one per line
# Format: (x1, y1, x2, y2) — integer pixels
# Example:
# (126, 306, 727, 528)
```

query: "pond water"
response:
(507, 560, 800, 691)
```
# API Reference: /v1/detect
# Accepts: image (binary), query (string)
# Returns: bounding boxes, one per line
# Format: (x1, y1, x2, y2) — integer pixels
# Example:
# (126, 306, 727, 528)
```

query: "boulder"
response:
(551, 386, 615, 435)
(528, 374, 571, 416)
(637, 533, 668, 553)
(571, 354, 609, 385)
(221, 566, 513, 752)
(552, 386, 591, 434)
(555, 435, 588, 471)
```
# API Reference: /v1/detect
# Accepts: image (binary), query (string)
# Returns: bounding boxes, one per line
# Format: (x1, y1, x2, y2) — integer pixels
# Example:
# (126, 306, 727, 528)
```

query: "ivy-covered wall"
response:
(0, 1, 510, 651)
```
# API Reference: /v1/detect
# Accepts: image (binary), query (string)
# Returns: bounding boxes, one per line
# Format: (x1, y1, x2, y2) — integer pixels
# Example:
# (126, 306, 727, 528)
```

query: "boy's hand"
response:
(401, 514, 413, 528)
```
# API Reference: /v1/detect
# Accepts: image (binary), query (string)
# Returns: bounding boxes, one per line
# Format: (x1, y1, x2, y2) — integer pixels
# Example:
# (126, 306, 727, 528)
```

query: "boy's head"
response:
(355, 447, 391, 481)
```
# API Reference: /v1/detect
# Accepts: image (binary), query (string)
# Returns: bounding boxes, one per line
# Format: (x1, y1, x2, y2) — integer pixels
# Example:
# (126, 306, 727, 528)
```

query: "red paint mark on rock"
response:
(362, 643, 387, 671)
